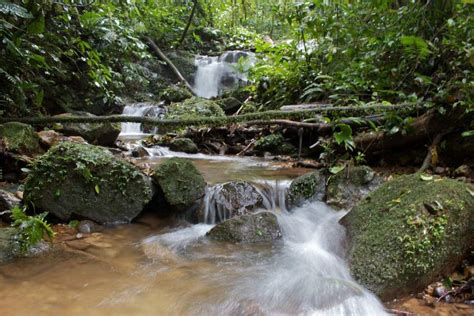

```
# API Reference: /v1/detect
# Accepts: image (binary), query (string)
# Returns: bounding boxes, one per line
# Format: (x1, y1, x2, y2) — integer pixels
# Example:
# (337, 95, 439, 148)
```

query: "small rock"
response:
(78, 220, 103, 234)
(169, 138, 199, 154)
(207, 212, 281, 243)
(131, 145, 149, 158)
(433, 285, 448, 297)
(453, 165, 471, 177)
(434, 167, 445, 174)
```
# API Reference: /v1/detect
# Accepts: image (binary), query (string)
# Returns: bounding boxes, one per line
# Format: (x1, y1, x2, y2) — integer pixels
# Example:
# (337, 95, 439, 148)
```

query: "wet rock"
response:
(169, 138, 199, 154)
(207, 212, 281, 243)
(341, 174, 474, 300)
(37, 130, 66, 148)
(287, 170, 328, 208)
(53, 112, 121, 146)
(0, 189, 21, 222)
(160, 84, 193, 103)
(0, 122, 43, 156)
(326, 166, 382, 210)
(131, 145, 149, 158)
(433, 285, 448, 298)
(78, 220, 103, 234)
(165, 97, 225, 120)
(151, 158, 206, 213)
(0, 227, 18, 264)
(453, 165, 471, 178)
(199, 181, 264, 223)
(24, 142, 152, 224)
(254, 133, 296, 156)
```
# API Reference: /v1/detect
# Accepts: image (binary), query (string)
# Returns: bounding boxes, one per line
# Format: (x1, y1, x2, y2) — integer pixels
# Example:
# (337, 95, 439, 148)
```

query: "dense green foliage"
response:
(248, 1, 473, 109)
(1, 0, 472, 137)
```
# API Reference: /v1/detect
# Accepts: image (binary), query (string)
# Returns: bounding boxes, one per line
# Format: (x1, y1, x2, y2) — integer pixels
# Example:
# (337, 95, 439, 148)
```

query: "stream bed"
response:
(0, 144, 392, 315)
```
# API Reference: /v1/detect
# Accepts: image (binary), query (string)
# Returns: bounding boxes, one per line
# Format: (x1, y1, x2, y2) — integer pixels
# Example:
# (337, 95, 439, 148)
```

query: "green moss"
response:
(169, 138, 198, 153)
(287, 170, 327, 207)
(254, 133, 296, 155)
(165, 97, 225, 120)
(0, 122, 42, 155)
(152, 158, 206, 209)
(25, 142, 146, 201)
(160, 85, 193, 103)
(342, 174, 474, 300)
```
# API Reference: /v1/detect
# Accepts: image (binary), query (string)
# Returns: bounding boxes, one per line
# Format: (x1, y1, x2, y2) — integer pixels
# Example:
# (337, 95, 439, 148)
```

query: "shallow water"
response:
(0, 149, 389, 315)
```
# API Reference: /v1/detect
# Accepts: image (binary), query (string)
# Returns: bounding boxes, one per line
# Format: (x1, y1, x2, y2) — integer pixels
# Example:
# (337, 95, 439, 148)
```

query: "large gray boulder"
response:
(341, 174, 474, 300)
(199, 181, 264, 223)
(24, 142, 152, 224)
(207, 212, 281, 243)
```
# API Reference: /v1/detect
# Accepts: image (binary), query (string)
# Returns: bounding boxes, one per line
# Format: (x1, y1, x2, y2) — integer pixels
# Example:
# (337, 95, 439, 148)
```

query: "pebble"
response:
(433, 285, 447, 298)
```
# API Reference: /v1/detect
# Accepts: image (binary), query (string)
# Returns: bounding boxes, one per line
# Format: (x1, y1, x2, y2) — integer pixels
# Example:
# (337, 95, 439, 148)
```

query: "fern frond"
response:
(0, 1, 33, 19)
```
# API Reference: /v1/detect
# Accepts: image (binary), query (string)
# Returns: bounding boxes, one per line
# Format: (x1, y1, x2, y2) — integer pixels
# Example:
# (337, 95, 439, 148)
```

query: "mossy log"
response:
(0, 103, 419, 132)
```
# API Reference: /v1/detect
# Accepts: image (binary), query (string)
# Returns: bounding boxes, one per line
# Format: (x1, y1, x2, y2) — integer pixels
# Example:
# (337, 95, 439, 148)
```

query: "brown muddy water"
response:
(0, 150, 468, 315)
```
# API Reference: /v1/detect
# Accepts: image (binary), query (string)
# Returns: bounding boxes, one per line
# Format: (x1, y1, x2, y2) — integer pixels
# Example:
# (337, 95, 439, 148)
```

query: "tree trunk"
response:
(177, 0, 198, 49)
(146, 37, 195, 94)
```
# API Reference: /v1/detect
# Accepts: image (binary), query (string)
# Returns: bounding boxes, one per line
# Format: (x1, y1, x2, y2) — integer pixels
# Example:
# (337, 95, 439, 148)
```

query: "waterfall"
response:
(142, 198, 388, 315)
(192, 51, 255, 99)
(120, 102, 165, 136)
(202, 180, 291, 224)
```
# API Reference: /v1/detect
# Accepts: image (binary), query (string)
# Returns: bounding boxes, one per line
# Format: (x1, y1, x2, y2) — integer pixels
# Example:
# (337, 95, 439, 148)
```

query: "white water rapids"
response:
(142, 182, 388, 315)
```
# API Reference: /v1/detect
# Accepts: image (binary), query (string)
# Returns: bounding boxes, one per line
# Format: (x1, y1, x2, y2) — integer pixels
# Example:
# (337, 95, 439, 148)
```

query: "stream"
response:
(0, 51, 389, 315)
(0, 144, 388, 315)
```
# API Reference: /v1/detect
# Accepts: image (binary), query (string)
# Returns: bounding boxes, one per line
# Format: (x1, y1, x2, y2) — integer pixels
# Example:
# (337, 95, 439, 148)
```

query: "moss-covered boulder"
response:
(198, 181, 264, 223)
(287, 170, 328, 208)
(326, 166, 382, 210)
(0, 227, 18, 264)
(165, 97, 225, 120)
(341, 174, 474, 300)
(53, 112, 121, 146)
(254, 133, 296, 155)
(24, 142, 152, 224)
(151, 158, 206, 213)
(169, 138, 199, 154)
(0, 122, 42, 156)
(217, 97, 242, 114)
(207, 212, 281, 243)
(160, 84, 193, 103)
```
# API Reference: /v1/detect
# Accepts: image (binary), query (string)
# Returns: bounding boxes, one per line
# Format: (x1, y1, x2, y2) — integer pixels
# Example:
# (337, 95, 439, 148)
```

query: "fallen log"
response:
(0, 103, 419, 130)
(355, 107, 470, 153)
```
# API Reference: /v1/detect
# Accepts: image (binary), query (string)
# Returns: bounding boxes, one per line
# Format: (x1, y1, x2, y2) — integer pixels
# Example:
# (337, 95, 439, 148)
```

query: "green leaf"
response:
(461, 130, 474, 137)
(329, 165, 345, 175)
(27, 15, 45, 34)
(94, 184, 100, 194)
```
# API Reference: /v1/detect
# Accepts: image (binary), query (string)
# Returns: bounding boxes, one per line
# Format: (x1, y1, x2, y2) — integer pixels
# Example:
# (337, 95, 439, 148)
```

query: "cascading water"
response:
(141, 182, 388, 315)
(120, 102, 165, 136)
(193, 51, 255, 99)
